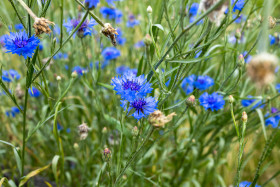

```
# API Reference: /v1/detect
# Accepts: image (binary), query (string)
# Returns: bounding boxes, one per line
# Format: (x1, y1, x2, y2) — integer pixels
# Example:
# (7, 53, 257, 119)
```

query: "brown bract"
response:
(33, 17, 55, 37)
(101, 23, 118, 46)
(247, 52, 279, 87)
(149, 110, 176, 128)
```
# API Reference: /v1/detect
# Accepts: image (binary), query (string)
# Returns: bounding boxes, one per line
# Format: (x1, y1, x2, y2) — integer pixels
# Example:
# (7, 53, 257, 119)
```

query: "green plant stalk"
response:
(60, 0, 64, 47)
(8, 0, 27, 30)
(230, 103, 240, 137)
(114, 126, 155, 186)
(148, 13, 160, 58)
(32, 11, 89, 82)
(236, 121, 247, 186)
(147, 0, 226, 81)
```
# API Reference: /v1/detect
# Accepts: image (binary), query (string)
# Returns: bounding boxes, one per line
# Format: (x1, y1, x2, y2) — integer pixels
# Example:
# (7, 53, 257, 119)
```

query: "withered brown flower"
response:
(33, 17, 55, 36)
(149, 110, 176, 128)
(101, 23, 118, 46)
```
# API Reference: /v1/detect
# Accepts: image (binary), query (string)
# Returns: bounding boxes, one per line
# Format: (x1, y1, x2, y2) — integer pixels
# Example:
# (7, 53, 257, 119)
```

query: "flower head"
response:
(181, 74, 196, 94)
(149, 110, 176, 128)
(265, 115, 280, 128)
(241, 95, 265, 110)
(100, 7, 123, 23)
(238, 181, 260, 187)
(199, 92, 225, 111)
(78, 122, 90, 140)
(85, 0, 100, 9)
(194, 75, 214, 90)
(15, 24, 24, 31)
(72, 66, 87, 76)
(63, 17, 97, 38)
(28, 87, 41, 97)
(112, 73, 152, 101)
(232, 0, 245, 12)
(126, 14, 140, 28)
(102, 47, 120, 61)
(189, 3, 199, 16)
(134, 40, 145, 49)
(2, 69, 20, 82)
(5, 106, 21, 118)
(33, 17, 55, 36)
(3, 31, 40, 59)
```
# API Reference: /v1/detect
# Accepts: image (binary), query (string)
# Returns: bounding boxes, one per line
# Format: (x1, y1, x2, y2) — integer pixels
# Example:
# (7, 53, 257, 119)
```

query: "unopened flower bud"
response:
(229, 95, 234, 103)
(235, 29, 241, 39)
(238, 54, 245, 67)
(144, 34, 153, 46)
(73, 143, 79, 149)
(71, 71, 78, 78)
(147, 6, 153, 13)
(132, 126, 139, 137)
(241, 111, 247, 123)
(102, 127, 108, 134)
(149, 110, 176, 128)
(186, 95, 196, 107)
(103, 148, 112, 162)
(78, 122, 90, 140)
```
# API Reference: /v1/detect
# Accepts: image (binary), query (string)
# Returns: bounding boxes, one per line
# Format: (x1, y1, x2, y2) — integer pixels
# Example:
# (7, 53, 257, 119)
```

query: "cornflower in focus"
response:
(199, 92, 225, 111)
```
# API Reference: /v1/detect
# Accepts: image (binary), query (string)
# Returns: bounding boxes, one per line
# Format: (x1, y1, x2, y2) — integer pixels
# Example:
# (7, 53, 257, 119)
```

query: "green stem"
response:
(60, 0, 64, 47)
(21, 86, 29, 176)
(230, 103, 240, 137)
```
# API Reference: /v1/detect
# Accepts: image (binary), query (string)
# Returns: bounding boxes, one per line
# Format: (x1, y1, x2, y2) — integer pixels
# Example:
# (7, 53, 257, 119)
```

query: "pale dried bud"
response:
(241, 111, 247, 123)
(73, 143, 79, 149)
(15, 84, 24, 99)
(228, 95, 234, 103)
(101, 23, 118, 46)
(144, 34, 152, 46)
(149, 110, 176, 128)
(186, 95, 196, 107)
(71, 71, 78, 78)
(78, 122, 90, 140)
(132, 126, 139, 137)
(56, 76, 61, 81)
(199, 0, 229, 26)
(247, 52, 279, 87)
(268, 16, 276, 29)
(33, 17, 55, 36)
(103, 148, 112, 162)
(147, 6, 153, 13)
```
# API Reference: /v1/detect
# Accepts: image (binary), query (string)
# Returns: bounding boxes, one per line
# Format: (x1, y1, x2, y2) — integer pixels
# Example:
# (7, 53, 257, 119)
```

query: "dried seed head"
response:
(103, 148, 112, 162)
(101, 23, 118, 46)
(33, 17, 55, 36)
(148, 110, 176, 128)
(15, 83, 24, 99)
(78, 122, 90, 140)
(241, 111, 247, 123)
(199, 0, 229, 26)
(268, 16, 276, 29)
(247, 52, 279, 87)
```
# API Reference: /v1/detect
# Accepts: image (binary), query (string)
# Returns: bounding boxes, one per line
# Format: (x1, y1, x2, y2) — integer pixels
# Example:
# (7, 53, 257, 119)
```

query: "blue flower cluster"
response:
(265, 108, 280, 128)
(100, 7, 123, 23)
(116, 28, 126, 45)
(102, 47, 121, 61)
(241, 95, 264, 110)
(126, 14, 140, 28)
(188, 3, 203, 25)
(72, 66, 87, 76)
(112, 72, 157, 120)
(63, 17, 97, 38)
(181, 74, 214, 94)
(84, 0, 99, 9)
(28, 87, 41, 98)
(2, 69, 20, 82)
(3, 31, 40, 59)
(5, 106, 21, 118)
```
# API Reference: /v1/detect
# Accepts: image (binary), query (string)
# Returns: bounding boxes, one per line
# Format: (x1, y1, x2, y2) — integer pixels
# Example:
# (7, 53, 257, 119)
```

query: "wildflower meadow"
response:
(0, 0, 280, 186)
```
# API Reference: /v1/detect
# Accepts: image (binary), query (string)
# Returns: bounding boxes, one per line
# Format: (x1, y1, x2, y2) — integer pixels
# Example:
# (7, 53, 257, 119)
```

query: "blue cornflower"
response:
(111, 73, 153, 101)
(63, 18, 97, 38)
(116, 28, 126, 45)
(15, 24, 24, 31)
(85, 0, 99, 9)
(102, 47, 121, 61)
(2, 69, 20, 82)
(232, 0, 245, 12)
(28, 87, 41, 98)
(100, 7, 123, 23)
(95, 60, 110, 69)
(181, 74, 196, 94)
(194, 75, 214, 91)
(241, 95, 265, 109)
(265, 115, 280, 128)
(276, 84, 280, 92)
(121, 97, 157, 120)
(242, 51, 252, 63)
(199, 92, 225, 111)
(126, 14, 140, 28)
(189, 3, 199, 16)
(72, 66, 87, 76)
(238, 181, 260, 187)
(106, 0, 120, 6)
(5, 106, 20, 118)
(134, 40, 145, 49)
(269, 34, 276, 45)
(3, 31, 40, 59)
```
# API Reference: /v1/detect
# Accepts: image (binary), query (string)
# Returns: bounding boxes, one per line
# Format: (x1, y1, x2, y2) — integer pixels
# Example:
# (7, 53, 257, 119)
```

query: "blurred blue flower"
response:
(72, 66, 87, 76)
(85, 0, 99, 9)
(2, 69, 20, 82)
(112, 73, 152, 101)
(54, 52, 68, 60)
(102, 47, 120, 61)
(116, 28, 126, 45)
(232, 0, 245, 12)
(126, 14, 139, 28)
(188, 3, 199, 16)
(3, 31, 40, 59)
(238, 181, 260, 187)
(241, 95, 264, 109)
(194, 75, 214, 90)
(122, 97, 157, 120)
(199, 92, 225, 111)
(15, 24, 24, 31)
(134, 40, 145, 49)
(63, 18, 97, 38)
(116, 66, 129, 74)
(28, 87, 41, 98)
(106, 0, 120, 6)
(5, 106, 20, 118)
(95, 60, 109, 69)
(242, 51, 252, 63)
(276, 84, 280, 92)
(100, 7, 123, 23)
(269, 34, 276, 45)
(265, 115, 280, 128)
(181, 74, 196, 94)
(233, 14, 243, 23)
